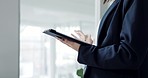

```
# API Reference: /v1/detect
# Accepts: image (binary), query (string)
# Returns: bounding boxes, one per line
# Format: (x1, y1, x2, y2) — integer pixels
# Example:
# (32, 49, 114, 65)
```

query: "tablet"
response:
(43, 29, 88, 45)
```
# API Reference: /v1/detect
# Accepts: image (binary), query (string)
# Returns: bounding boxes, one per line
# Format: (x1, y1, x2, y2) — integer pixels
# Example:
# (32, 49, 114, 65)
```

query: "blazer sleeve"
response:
(77, 0, 148, 70)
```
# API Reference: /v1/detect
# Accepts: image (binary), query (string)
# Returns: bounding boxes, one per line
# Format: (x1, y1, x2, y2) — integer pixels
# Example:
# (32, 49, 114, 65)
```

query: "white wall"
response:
(0, 0, 19, 78)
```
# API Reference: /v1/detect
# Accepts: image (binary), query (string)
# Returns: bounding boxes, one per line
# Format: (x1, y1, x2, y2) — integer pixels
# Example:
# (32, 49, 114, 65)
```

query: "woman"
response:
(58, 0, 148, 78)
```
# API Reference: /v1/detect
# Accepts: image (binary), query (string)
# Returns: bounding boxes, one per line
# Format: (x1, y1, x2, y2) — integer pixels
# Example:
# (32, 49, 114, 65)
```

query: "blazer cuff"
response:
(77, 44, 94, 64)
(77, 45, 85, 64)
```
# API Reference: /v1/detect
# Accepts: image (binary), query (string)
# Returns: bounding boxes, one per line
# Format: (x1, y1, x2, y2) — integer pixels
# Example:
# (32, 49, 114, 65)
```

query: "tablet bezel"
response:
(43, 29, 88, 45)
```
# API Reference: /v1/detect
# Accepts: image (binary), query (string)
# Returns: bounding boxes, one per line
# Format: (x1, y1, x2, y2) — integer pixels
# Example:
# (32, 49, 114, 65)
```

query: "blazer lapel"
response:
(97, 0, 120, 45)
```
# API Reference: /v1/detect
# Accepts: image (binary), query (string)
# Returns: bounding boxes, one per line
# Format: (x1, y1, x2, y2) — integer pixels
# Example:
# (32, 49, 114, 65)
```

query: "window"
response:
(20, 25, 87, 78)
(20, 0, 96, 77)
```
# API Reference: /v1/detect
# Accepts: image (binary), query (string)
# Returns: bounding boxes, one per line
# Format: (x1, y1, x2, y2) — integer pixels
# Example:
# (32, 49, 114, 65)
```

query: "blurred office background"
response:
(20, 0, 112, 78)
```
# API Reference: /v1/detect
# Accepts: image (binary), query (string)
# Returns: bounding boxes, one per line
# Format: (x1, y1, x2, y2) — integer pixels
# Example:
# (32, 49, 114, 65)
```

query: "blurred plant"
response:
(76, 68, 84, 78)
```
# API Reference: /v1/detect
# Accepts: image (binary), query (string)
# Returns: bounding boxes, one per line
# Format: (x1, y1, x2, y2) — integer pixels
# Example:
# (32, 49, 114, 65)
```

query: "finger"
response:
(75, 30, 85, 36)
(87, 35, 93, 41)
(74, 30, 85, 40)
(85, 35, 88, 41)
(85, 35, 93, 44)
(87, 35, 91, 39)
(85, 35, 89, 41)
(71, 34, 79, 40)
(75, 32, 83, 38)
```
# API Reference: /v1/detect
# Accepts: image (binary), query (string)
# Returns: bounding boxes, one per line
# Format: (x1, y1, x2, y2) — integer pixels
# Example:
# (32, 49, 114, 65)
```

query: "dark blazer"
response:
(78, 0, 148, 78)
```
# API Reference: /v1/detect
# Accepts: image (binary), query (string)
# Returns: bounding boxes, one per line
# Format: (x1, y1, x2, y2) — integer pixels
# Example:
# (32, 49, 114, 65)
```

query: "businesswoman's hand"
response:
(57, 30, 93, 51)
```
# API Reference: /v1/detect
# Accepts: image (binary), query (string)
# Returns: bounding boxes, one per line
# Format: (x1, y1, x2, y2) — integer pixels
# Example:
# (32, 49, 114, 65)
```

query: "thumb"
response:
(86, 35, 93, 44)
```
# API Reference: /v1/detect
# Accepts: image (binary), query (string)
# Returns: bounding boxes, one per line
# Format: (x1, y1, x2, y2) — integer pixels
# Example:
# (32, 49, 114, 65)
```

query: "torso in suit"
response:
(77, 0, 148, 78)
